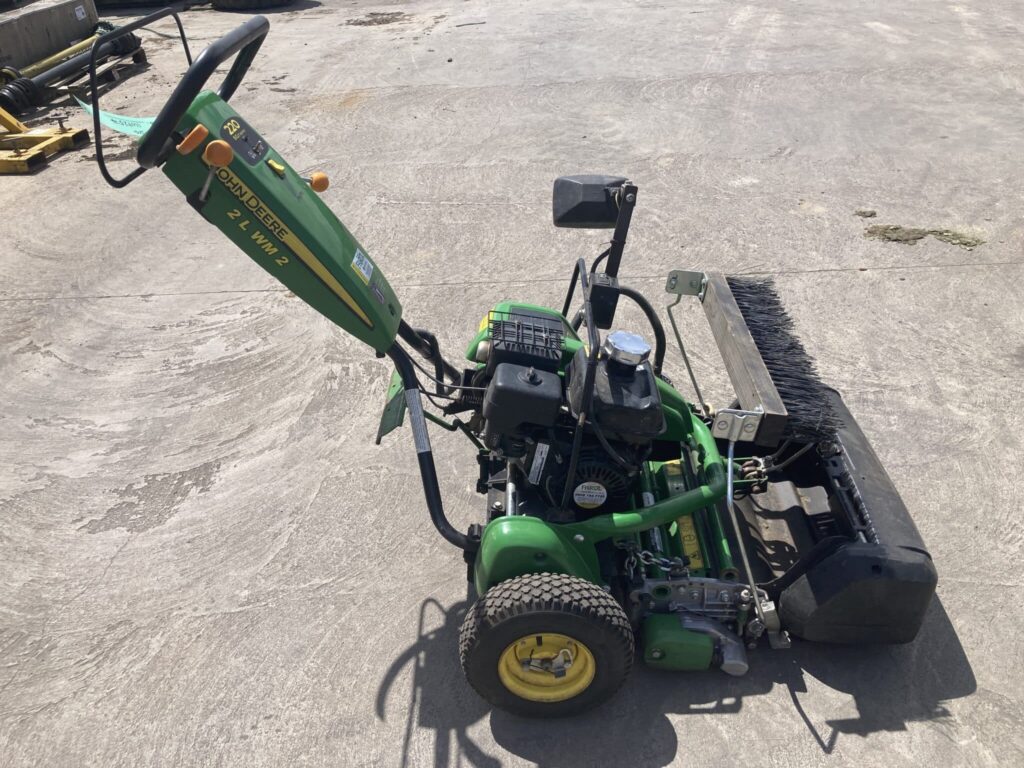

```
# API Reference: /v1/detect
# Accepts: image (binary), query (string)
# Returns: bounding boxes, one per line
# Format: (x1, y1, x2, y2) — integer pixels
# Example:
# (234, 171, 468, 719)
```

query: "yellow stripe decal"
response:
(214, 166, 373, 328)
(677, 515, 705, 570)
(278, 226, 373, 328)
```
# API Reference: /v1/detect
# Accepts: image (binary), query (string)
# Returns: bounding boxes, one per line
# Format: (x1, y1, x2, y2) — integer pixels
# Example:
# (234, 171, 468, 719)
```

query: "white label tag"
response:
(527, 443, 550, 485)
(351, 249, 373, 284)
(75, 5, 86, 20)
(642, 491, 655, 508)
(573, 481, 608, 509)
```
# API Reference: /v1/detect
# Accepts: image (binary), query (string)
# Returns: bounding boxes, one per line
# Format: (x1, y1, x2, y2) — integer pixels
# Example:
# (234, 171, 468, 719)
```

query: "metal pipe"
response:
(0, 29, 141, 114)
(505, 464, 519, 516)
(560, 258, 601, 510)
(21, 34, 100, 79)
(387, 343, 470, 551)
(725, 440, 767, 629)
(666, 292, 709, 418)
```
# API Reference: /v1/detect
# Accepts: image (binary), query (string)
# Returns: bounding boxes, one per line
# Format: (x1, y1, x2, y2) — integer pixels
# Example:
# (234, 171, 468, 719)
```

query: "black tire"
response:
(459, 572, 634, 717)
(211, 0, 296, 10)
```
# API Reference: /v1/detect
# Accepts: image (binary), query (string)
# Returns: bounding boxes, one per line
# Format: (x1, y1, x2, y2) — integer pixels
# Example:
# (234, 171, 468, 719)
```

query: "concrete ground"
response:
(1, 0, 1022, 765)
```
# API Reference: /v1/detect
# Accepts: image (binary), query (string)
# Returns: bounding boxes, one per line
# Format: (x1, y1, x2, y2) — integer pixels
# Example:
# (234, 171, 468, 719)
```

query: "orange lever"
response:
(176, 124, 209, 155)
(307, 172, 329, 193)
(202, 139, 234, 168)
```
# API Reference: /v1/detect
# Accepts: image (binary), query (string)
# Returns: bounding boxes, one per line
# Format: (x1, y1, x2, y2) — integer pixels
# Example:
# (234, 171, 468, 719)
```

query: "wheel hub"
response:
(497, 633, 596, 702)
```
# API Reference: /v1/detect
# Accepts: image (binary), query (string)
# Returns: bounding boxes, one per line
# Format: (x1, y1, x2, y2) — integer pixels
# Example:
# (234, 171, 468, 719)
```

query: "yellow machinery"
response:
(0, 106, 87, 173)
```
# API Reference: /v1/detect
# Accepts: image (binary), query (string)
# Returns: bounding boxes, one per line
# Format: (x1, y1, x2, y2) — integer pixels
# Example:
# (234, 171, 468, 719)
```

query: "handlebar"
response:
(89, 6, 268, 187)
(137, 14, 269, 168)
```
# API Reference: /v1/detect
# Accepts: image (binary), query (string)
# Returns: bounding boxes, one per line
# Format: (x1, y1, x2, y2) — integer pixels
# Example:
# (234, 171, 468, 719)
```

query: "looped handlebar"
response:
(89, 6, 268, 187)
(137, 14, 269, 169)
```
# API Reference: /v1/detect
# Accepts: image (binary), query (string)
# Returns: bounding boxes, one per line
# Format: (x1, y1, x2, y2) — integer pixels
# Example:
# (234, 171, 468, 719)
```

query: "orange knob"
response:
(308, 172, 329, 193)
(176, 124, 209, 155)
(202, 139, 234, 168)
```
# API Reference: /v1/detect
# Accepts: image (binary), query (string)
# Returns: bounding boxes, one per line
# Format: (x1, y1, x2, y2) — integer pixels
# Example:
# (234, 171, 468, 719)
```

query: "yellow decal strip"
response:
(279, 226, 373, 328)
(214, 166, 373, 328)
(677, 515, 705, 570)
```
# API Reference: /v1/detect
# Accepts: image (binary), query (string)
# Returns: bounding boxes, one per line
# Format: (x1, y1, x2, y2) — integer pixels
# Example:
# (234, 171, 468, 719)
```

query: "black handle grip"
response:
(136, 15, 269, 169)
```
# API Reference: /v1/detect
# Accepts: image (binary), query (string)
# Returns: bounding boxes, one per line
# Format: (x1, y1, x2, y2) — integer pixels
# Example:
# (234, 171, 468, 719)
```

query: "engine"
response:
(470, 307, 667, 522)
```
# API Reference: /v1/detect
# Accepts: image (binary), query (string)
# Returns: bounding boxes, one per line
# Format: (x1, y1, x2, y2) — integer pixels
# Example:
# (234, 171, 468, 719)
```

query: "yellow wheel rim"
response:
(497, 633, 596, 703)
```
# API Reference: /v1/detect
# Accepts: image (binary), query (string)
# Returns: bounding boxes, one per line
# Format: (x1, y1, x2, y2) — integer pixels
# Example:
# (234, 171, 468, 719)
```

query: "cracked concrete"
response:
(1, 0, 1023, 766)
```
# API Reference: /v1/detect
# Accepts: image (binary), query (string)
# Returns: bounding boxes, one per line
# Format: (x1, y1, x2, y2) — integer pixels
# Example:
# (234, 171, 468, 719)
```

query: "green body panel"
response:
(642, 614, 715, 671)
(161, 92, 402, 352)
(375, 370, 406, 444)
(474, 515, 602, 593)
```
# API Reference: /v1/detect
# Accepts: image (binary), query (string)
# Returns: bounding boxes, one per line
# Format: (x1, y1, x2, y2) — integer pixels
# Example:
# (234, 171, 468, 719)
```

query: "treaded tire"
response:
(211, 0, 296, 10)
(459, 572, 634, 717)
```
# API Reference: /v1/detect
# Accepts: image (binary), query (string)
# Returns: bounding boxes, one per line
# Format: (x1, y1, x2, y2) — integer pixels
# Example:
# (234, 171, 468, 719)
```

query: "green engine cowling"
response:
(161, 91, 402, 353)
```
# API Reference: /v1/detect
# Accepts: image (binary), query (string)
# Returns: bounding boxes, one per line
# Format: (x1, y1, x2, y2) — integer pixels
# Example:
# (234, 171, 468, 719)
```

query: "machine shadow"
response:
(376, 598, 501, 768)
(377, 596, 973, 768)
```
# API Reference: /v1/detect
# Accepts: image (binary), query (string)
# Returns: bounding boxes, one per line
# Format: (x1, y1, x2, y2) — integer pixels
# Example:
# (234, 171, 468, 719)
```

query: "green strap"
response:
(75, 96, 154, 138)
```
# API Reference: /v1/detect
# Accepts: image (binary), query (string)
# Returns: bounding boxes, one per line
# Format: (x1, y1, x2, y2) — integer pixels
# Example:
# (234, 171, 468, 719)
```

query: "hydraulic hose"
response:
(566, 284, 666, 376)
(617, 284, 666, 375)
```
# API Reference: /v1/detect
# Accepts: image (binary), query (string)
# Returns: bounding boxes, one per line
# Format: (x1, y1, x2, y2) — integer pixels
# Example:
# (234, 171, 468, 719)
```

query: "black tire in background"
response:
(211, 0, 297, 11)
(459, 572, 634, 717)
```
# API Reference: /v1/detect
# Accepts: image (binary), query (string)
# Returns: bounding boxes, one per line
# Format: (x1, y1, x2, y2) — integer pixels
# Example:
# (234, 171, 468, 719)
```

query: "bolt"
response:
(689, 590, 700, 600)
(491, 501, 503, 512)
(572, 534, 585, 543)
(718, 590, 731, 602)
(626, 193, 636, 203)
(650, 648, 664, 660)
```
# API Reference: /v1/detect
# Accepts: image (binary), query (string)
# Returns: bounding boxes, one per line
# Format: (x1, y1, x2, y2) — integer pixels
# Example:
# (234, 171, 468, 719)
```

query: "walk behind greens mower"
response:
(92, 10, 937, 717)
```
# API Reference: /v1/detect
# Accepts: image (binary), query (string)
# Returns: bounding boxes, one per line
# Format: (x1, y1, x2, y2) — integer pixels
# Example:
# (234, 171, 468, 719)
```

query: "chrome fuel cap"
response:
(603, 330, 651, 366)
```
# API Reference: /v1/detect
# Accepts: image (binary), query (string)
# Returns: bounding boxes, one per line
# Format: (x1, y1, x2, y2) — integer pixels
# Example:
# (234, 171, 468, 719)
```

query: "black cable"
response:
(617, 285, 667, 375)
(590, 419, 636, 471)
(590, 246, 611, 273)
(397, 320, 460, 385)
(406, 352, 487, 392)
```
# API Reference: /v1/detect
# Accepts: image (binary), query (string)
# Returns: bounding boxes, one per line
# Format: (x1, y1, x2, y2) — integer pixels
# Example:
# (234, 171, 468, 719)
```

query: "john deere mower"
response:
(90, 11, 937, 717)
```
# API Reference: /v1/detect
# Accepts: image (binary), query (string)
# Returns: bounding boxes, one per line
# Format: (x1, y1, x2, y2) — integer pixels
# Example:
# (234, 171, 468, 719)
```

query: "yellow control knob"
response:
(176, 124, 209, 155)
(308, 172, 329, 193)
(202, 139, 234, 168)
(266, 158, 286, 177)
